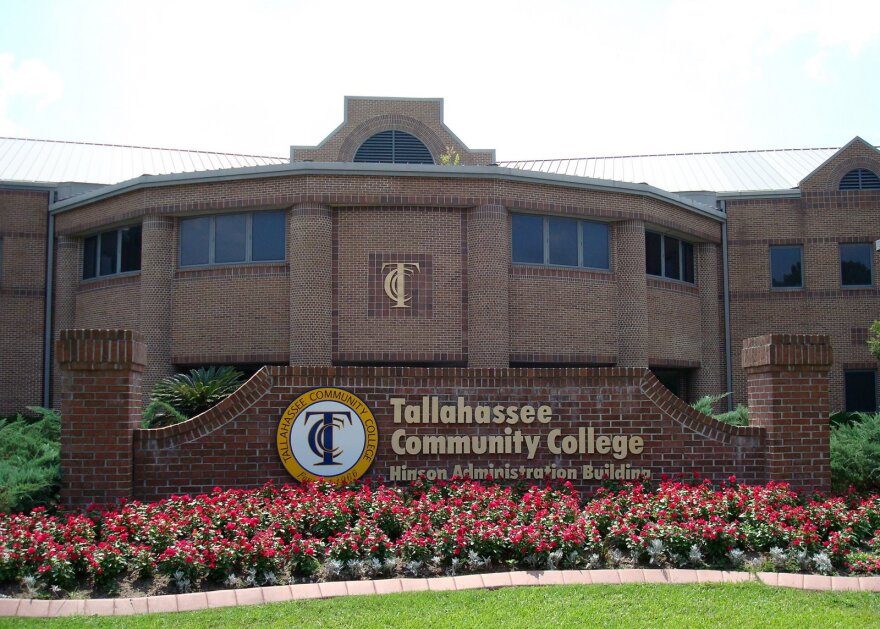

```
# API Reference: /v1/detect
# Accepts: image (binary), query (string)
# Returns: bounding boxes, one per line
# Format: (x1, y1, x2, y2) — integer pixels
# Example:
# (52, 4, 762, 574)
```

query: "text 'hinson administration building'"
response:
(1, 96, 878, 416)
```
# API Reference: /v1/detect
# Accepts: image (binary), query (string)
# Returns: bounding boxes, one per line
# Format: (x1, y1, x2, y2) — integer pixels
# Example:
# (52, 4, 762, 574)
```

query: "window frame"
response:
(645, 230, 696, 285)
(81, 224, 142, 281)
(178, 210, 287, 268)
(839, 242, 874, 288)
(510, 212, 610, 271)
(769, 244, 804, 290)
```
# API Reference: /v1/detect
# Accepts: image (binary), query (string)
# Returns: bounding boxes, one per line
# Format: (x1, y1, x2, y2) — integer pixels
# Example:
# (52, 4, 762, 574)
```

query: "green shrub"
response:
(831, 413, 880, 491)
(691, 393, 749, 427)
(141, 399, 189, 429)
(868, 320, 880, 360)
(692, 393, 730, 416)
(0, 407, 60, 513)
(150, 366, 244, 418)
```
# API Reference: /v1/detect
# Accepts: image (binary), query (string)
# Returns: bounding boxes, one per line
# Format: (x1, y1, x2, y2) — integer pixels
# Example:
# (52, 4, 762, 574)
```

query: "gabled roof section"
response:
(290, 96, 496, 166)
(0, 137, 287, 186)
(498, 146, 847, 193)
(798, 136, 880, 193)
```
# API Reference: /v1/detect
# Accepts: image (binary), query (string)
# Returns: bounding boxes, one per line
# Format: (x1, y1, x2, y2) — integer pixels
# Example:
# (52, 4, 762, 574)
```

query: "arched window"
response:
(353, 130, 434, 164)
(839, 168, 880, 190)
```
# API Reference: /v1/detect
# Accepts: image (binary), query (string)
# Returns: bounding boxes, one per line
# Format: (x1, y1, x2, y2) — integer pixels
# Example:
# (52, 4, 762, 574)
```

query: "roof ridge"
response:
(0, 136, 287, 160)
(499, 145, 846, 164)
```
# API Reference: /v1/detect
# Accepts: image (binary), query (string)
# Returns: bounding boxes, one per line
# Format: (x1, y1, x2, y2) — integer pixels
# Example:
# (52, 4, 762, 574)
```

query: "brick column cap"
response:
(742, 334, 832, 372)
(56, 329, 146, 372)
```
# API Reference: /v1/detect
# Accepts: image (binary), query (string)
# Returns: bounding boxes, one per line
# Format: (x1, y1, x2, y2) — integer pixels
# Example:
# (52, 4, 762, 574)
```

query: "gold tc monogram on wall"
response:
(382, 262, 421, 308)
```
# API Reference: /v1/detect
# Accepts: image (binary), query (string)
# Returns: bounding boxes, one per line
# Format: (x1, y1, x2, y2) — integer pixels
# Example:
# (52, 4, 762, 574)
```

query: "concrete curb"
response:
(1, 569, 878, 617)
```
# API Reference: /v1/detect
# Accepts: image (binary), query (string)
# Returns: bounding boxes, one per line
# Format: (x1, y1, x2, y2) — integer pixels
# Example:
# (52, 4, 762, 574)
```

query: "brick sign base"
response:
(57, 331, 833, 508)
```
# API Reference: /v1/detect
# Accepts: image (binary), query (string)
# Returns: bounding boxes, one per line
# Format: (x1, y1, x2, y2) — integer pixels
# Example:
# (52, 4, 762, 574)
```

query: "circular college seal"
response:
(276, 388, 378, 485)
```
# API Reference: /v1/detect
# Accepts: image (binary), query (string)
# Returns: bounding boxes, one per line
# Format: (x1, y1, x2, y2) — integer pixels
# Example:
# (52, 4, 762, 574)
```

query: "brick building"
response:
(0, 96, 877, 414)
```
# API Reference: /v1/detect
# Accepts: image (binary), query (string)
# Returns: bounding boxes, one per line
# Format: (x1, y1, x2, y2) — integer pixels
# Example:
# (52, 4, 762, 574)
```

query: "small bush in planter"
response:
(150, 366, 245, 419)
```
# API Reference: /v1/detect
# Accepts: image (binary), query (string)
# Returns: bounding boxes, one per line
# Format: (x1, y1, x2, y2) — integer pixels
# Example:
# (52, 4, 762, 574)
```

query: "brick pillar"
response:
(614, 220, 648, 367)
(289, 203, 332, 365)
(56, 329, 146, 509)
(51, 234, 80, 407)
(743, 334, 832, 492)
(467, 204, 509, 367)
(139, 216, 175, 402)
(692, 242, 723, 400)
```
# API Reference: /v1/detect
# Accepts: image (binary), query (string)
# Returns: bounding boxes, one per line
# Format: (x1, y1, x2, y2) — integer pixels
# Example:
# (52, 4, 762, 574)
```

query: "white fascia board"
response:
(49, 162, 726, 221)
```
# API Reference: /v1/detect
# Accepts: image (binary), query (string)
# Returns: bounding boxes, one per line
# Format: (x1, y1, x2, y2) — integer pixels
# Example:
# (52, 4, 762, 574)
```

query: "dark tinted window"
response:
(83, 235, 98, 279)
(251, 211, 286, 261)
(770, 245, 803, 288)
(180, 217, 211, 266)
(845, 370, 877, 412)
(214, 213, 247, 263)
(645, 232, 662, 276)
(99, 230, 118, 276)
(120, 225, 141, 273)
(841, 243, 872, 286)
(582, 222, 609, 269)
(548, 217, 578, 266)
(512, 214, 544, 264)
(682, 241, 695, 283)
(663, 235, 681, 280)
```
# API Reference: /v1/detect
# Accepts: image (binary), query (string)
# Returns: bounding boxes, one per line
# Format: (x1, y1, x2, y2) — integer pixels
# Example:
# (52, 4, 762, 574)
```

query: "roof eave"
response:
(48, 162, 726, 222)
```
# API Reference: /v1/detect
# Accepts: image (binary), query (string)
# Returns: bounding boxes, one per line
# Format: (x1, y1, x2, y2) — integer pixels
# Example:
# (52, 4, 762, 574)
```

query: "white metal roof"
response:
(0, 137, 287, 185)
(497, 147, 847, 193)
(0, 136, 861, 195)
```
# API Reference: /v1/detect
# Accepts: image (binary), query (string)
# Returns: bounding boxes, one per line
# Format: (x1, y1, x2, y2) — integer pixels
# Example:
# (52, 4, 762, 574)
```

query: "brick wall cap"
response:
(742, 334, 832, 371)
(56, 328, 146, 371)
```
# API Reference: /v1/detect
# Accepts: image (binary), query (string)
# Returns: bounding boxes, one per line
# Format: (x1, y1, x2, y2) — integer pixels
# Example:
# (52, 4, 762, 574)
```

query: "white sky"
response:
(1, 0, 879, 161)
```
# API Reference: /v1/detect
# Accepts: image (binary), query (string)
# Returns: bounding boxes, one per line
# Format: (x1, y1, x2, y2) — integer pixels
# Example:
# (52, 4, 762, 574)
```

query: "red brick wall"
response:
(0, 189, 48, 413)
(131, 365, 765, 501)
(55, 330, 835, 505)
(743, 334, 832, 492)
(56, 329, 146, 509)
(727, 140, 880, 411)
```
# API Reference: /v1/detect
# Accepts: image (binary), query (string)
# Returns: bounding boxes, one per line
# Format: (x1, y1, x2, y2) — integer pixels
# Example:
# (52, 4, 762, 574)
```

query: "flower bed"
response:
(2, 478, 880, 597)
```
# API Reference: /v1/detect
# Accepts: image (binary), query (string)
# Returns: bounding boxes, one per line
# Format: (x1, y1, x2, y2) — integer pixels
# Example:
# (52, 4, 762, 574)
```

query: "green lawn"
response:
(5, 582, 879, 628)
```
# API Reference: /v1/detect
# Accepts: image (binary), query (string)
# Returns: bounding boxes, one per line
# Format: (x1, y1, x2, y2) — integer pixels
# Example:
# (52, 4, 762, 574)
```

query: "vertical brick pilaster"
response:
(614, 220, 648, 367)
(139, 216, 174, 402)
(743, 334, 832, 492)
(51, 234, 80, 407)
(467, 204, 509, 367)
(289, 203, 332, 365)
(56, 329, 145, 509)
(692, 242, 723, 399)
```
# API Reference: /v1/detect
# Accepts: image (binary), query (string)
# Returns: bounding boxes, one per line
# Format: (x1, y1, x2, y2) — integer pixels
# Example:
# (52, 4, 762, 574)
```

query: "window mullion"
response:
(116, 229, 122, 274)
(543, 218, 550, 265)
(577, 221, 583, 267)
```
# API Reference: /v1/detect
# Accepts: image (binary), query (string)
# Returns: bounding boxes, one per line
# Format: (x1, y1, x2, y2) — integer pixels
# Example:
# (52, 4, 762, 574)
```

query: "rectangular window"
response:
(645, 232, 662, 276)
(511, 214, 543, 264)
(511, 213, 610, 270)
(252, 211, 287, 261)
(845, 370, 877, 412)
(770, 245, 803, 288)
(582, 222, 609, 270)
(82, 225, 141, 280)
(840, 243, 873, 287)
(179, 211, 286, 267)
(548, 217, 578, 266)
(645, 231, 695, 283)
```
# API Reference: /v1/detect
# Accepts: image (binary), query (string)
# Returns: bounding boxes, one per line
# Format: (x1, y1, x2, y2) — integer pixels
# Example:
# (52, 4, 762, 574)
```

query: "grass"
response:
(4, 582, 879, 628)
